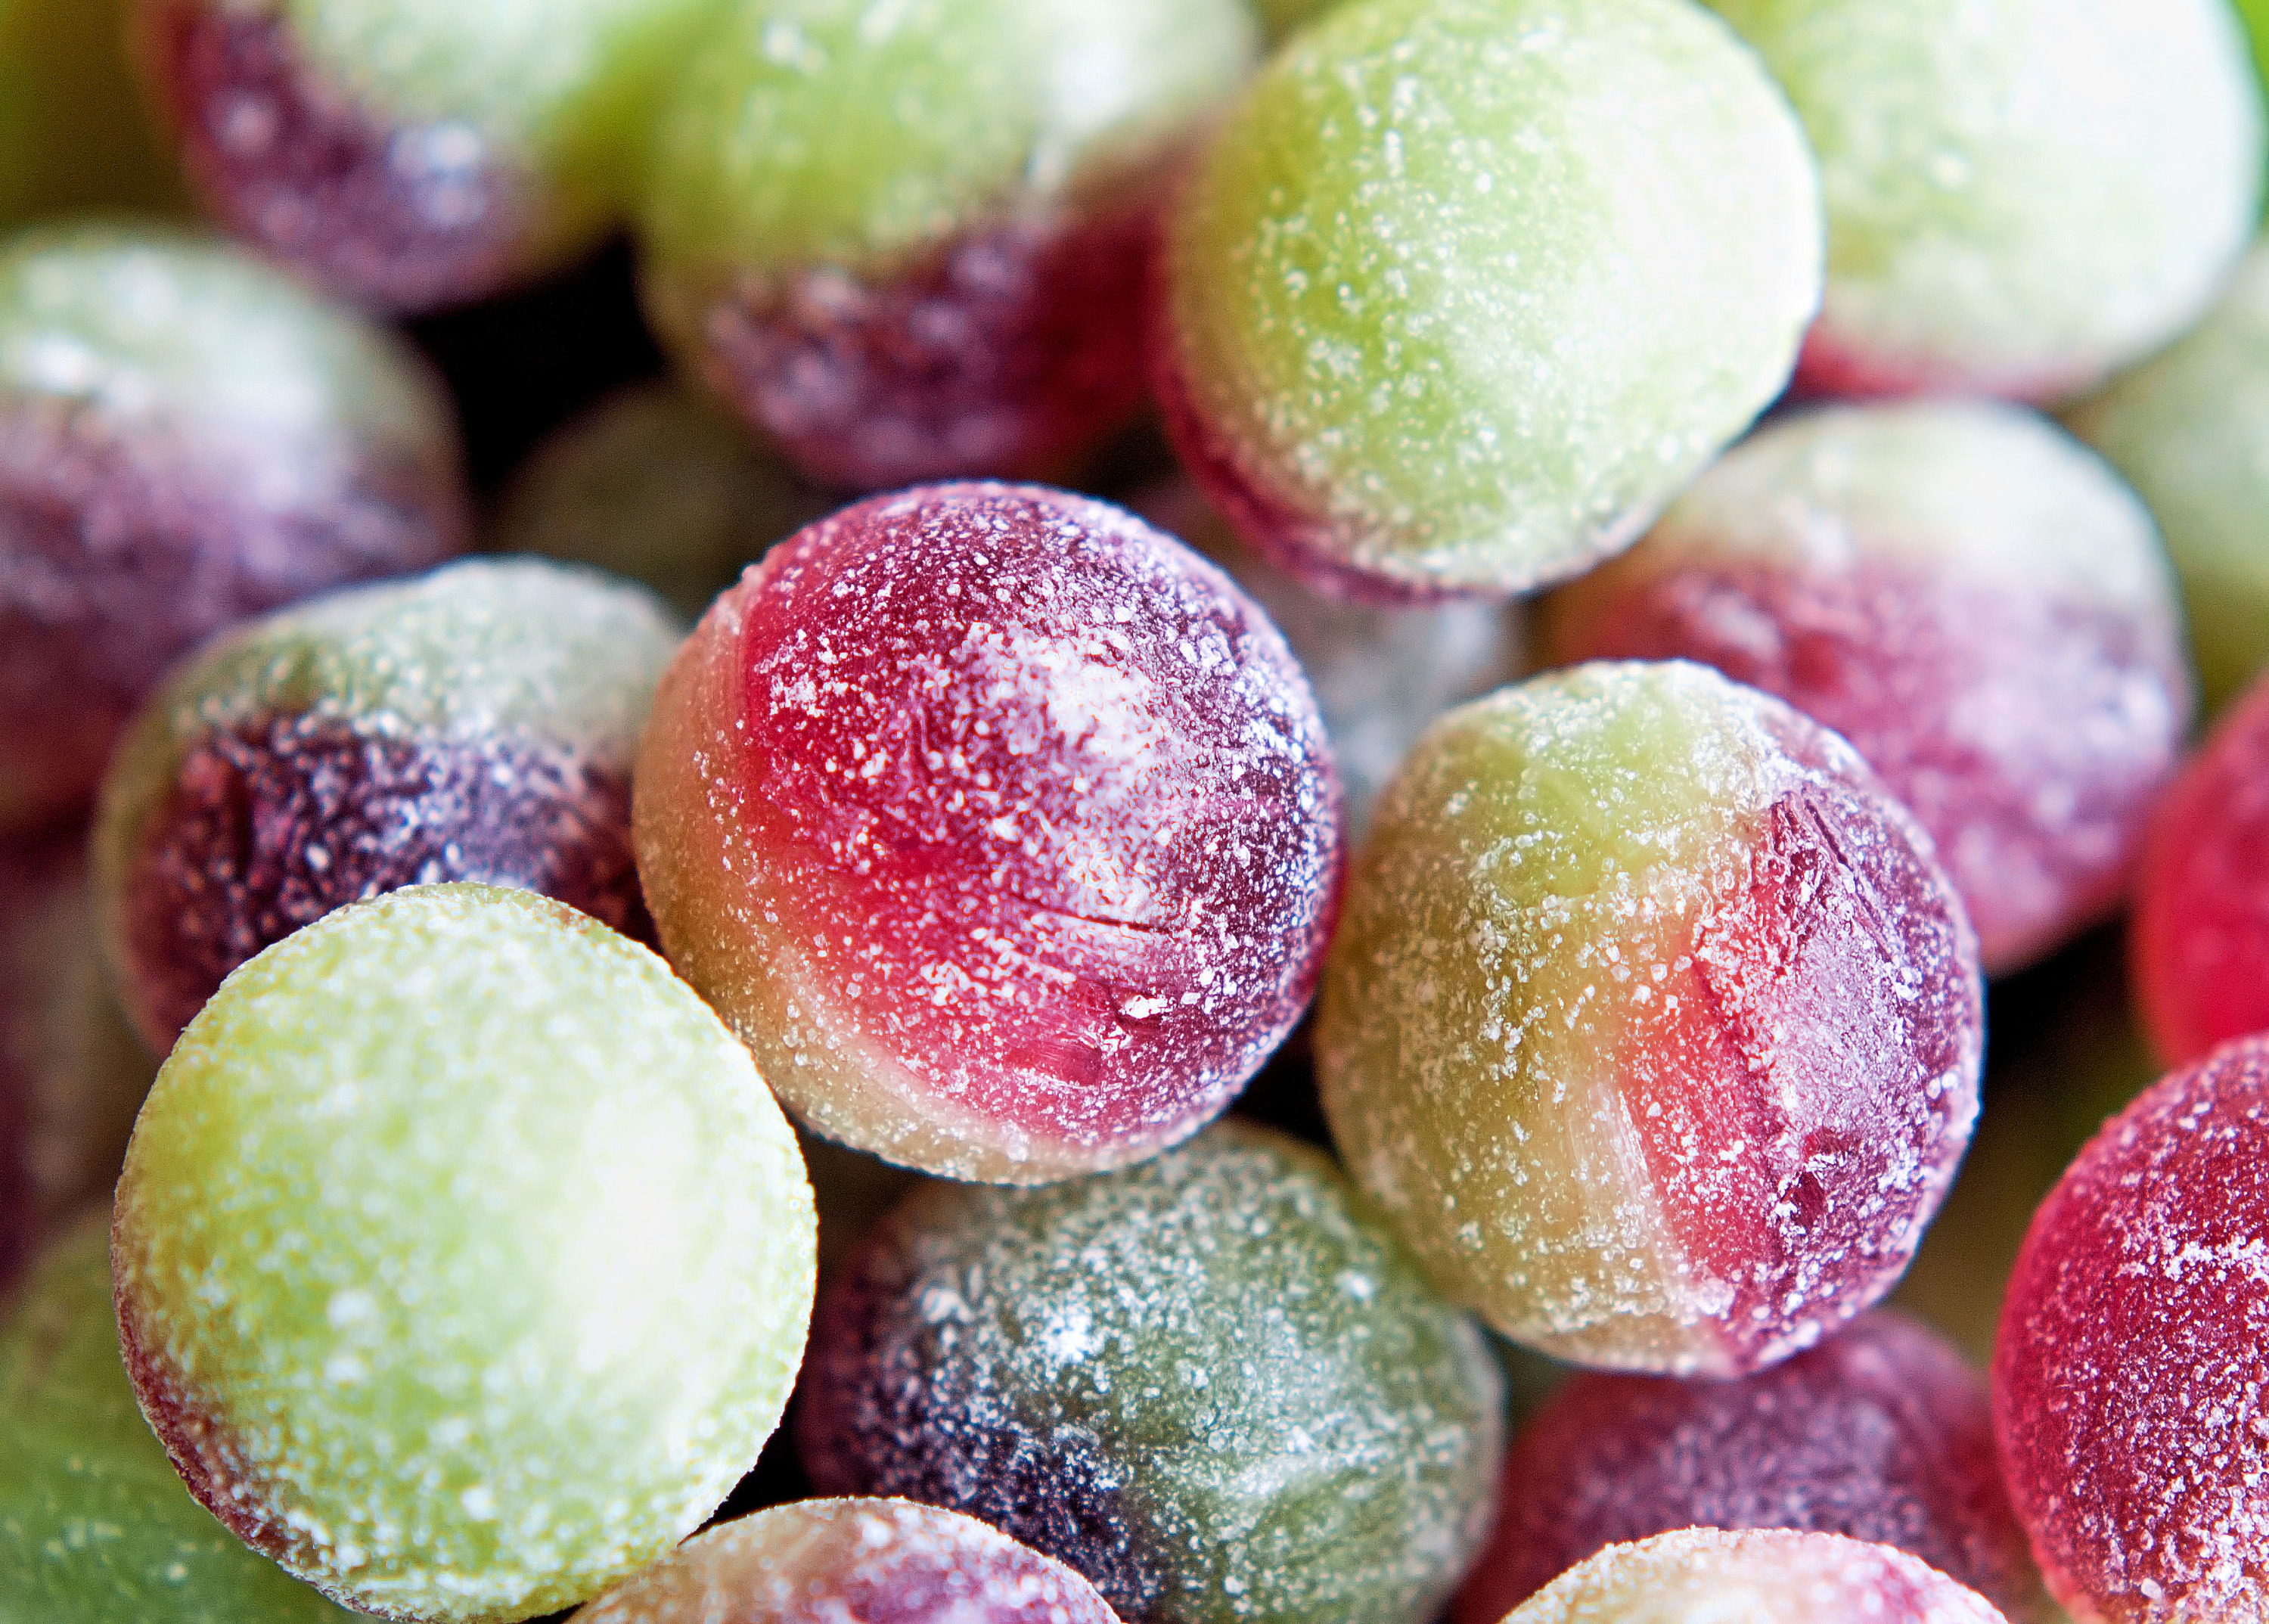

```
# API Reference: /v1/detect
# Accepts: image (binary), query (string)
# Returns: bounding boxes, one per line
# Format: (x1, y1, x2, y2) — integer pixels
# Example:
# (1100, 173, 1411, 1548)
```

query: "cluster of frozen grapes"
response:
(9, 0, 2269, 1620)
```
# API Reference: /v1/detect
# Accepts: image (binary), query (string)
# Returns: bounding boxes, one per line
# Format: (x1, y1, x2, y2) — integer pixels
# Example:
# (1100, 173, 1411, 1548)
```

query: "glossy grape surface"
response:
(1997, 1039, 2269, 1623)
(1156, 0, 1821, 599)
(0, 1217, 356, 1622)
(0, 222, 467, 834)
(1319, 660, 1983, 1375)
(570, 1498, 1121, 1624)
(1706, 0, 2262, 403)
(1544, 402, 2189, 975)
(1506, 1529, 2009, 1624)
(1455, 1312, 2044, 1622)
(111, 882, 818, 1624)
(799, 1120, 1504, 1624)
(635, 483, 1341, 1182)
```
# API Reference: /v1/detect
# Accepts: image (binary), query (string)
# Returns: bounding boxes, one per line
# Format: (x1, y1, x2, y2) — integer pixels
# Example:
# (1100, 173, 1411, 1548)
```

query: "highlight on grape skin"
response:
(133, 0, 721, 311)
(92, 557, 681, 1054)
(1154, 0, 1824, 601)
(637, 0, 1258, 493)
(1503, 1528, 2012, 1624)
(0, 1216, 357, 1622)
(1542, 401, 2191, 977)
(568, 1498, 1122, 1624)
(1706, 0, 2264, 404)
(109, 882, 818, 1624)
(0, 220, 468, 836)
(796, 1120, 1505, 1624)
(1318, 660, 1985, 1376)
(1454, 1311, 2047, 1623)
(1994, 1037, 2269, 1624)
(632, 481, 1342, 1184)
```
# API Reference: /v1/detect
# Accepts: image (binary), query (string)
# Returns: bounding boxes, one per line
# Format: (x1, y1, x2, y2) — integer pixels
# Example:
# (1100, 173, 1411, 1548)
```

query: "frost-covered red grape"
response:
(2131, 672, 2269, 1065)
(1318, 660, 1983, 1375)
(1507, 1529, 2010, 1624)
(1455, 1312, 2044, 1622)
(634, 483, 1342, 1182)
(92, 558, 679, 1054)
(796, 1121, 1504, 1624)
(0, 221, 467, 834)
(570, 1499, 1121, 1624)
(1995, 1037, 2269, 1622)
(1544, 402, 2190, 974)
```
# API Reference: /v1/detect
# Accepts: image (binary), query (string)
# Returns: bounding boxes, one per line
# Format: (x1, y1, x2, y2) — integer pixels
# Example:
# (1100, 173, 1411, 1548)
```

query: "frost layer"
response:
(797, 1121, 1505, 1624)
(1317, 660, 1983, 1375)
(634, 483, 1342, 1183)
(1996, 1038, 2269, 1624)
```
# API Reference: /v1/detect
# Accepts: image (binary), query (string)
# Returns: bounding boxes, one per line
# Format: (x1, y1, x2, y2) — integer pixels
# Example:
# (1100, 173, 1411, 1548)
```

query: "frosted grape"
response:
(1995, 1038, 2269, 1623)
(633, 482, 1342, 1183)
(1155, 0, 1822, 599)
(110, 882, 818, 1624)
(1318, 660, 1983, 1375)
(92, 558, 680, 1053)
(797, 1120, 1505, 1624)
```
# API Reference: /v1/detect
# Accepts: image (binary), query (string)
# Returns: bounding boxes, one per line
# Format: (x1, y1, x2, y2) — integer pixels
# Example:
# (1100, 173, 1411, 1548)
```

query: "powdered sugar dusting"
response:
(636, 483, 1341, 1182)
(1995, 1038, 2269, 1622)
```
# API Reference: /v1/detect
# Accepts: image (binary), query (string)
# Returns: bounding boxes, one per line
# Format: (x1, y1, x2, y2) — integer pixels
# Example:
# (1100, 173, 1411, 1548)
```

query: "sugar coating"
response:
(140, 0, 720, 307)
(0, 222, 467, 831)
(2072, 244, 2269, 715)
(1, 1216, 355, 1622)
(1156, 0, 1822, 600)
(1139, 475, 1519, 842)
(0, 834, 157, 1292)
(570, 1498, 1122, 1624)
(1506, 1529, 2010, 1624)
(635, 483, 1342, 1183)
(1994, 1039, 2269, 1623)
(1543, 402, 2190, 975)
(1454, 1311, 2045, 1622)
(1317, 661, 1983, 1375)
(93, 558, 679, 1051)
(110, 883, 818, 1623)
(638, 0, 1255, 489)
(2132, 678, 2269, 1064)
(798, 1120, 1505, 1624)
(1706, 0, 2263, 402)
(489, 381, 831, 620)
(0, 0, 187, 228)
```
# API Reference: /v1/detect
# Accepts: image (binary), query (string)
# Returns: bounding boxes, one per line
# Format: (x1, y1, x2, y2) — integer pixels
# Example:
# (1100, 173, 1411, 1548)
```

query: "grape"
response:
(634, 482, 1341, 1183)
(1318, 660, 1983, 1375)
(2070, 243, 2269, 716)
(1454, 1312, 2047, 1622)
(570, 1498, 1120, 1624)
(487, 380, 831, 620)
(137, 0, 722, 311)
(92, 557, 679, 1052)
(1542, 401, 2190, 975)
(1705, 0, 2263, 402)
(1505, 1529, 2010, 1624)
(638, 0, 1257, 492)
(1996, 1037, 2269, 1622)
(797, 1120, 1505, 1624)
(110, 882, 817, 1623)
(1154, 0, 1822, 599)
(0, 0, 188, 228)
(0, 1216, 356, 1622)
(0, 222, 467, 834)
